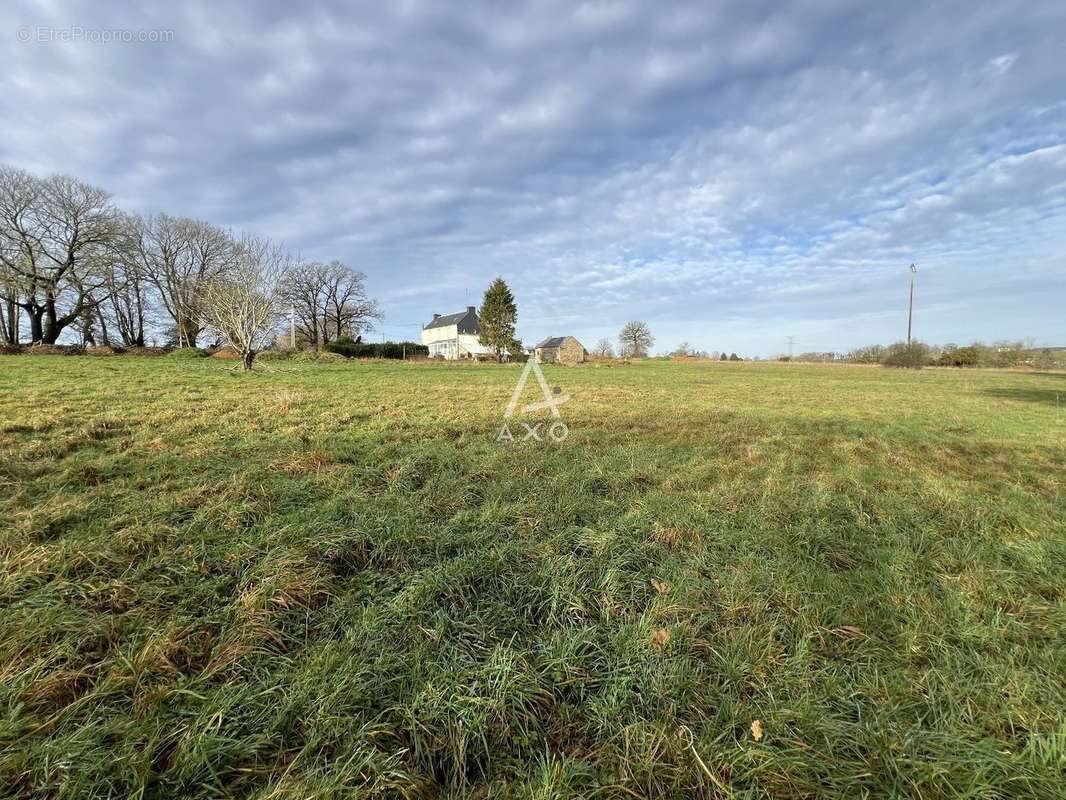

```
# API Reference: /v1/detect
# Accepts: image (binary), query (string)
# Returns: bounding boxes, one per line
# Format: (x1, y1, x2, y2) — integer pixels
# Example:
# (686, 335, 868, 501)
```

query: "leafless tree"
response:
(0, 271, 18, 344)
(132, 213, 235, 347)
(0, 166, 124, 344)
(0, 166, 43, 345)
(282, 260, 330, 349)
(593, 337, 614, 358)
(618, 320, 654, 358)
(282, 259, 381, 349)
(322, 261, 381, 342)
(198, 235, 291, 370)
(98, 233, 150, 346)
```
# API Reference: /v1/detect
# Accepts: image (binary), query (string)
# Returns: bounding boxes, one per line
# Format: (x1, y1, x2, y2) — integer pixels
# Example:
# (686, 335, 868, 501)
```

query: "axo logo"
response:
(497, 361, 570, 443)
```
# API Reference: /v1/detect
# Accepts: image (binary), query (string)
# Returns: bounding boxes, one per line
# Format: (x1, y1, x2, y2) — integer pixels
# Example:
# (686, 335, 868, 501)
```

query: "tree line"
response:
(0, 165, 381, 367)
(775, 340, 1061, 369)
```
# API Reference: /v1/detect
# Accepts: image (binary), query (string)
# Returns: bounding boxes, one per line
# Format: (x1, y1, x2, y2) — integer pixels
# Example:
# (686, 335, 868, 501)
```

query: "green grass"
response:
(0, 355, 1063, 798)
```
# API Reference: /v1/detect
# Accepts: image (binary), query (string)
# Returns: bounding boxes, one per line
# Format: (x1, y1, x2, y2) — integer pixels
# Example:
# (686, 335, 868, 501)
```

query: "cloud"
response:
(2, 0, 1064, 354)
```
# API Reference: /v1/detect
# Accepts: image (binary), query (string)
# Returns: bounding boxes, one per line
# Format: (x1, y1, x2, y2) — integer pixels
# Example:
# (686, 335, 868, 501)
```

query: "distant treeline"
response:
(782, 341, 1064, 369)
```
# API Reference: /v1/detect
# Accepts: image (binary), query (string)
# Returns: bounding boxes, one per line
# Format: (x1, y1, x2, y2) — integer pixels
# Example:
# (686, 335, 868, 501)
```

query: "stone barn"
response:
(533, 336, 587, 364)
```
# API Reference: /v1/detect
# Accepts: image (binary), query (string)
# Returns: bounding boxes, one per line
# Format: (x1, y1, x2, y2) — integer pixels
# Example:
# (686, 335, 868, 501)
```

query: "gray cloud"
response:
(3, 0, 1064, 354)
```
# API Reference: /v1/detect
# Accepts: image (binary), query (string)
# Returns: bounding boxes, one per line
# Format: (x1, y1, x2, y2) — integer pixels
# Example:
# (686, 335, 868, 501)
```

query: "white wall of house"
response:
(422, 326, 456, 346)
(421, 326, 487, 359)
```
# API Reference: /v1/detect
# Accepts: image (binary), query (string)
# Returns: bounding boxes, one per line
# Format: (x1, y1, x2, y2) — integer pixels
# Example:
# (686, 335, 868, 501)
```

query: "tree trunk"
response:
(242, 351, 255, 370)
(28, 309, 44, 343)
(134, 305, 145, 346)
(0, 297, 15, 344)
(42, 296, 61, 344)
(97, 307, 110, 346)
(180, 318, 199, 348)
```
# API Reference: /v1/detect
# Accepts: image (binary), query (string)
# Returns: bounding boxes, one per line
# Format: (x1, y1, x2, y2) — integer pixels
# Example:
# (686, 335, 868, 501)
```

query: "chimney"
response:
(432, 313, 441, 320)
(467, 306, 476, 314)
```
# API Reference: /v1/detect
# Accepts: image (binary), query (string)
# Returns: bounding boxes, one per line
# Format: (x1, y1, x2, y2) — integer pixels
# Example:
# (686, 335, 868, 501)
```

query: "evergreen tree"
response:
(478, 277, 519, 362)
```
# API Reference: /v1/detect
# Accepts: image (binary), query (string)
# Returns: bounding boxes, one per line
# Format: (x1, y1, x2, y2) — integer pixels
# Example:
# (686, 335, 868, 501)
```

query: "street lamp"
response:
(907, 263, 918, 345)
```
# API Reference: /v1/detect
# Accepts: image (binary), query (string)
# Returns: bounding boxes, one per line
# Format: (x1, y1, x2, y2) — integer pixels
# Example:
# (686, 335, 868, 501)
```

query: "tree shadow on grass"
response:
(981, 387, 1065, 408)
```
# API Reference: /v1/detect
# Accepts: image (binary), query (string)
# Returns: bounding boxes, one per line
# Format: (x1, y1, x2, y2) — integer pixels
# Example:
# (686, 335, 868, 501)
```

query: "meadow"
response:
(0, 355, 1063, 798)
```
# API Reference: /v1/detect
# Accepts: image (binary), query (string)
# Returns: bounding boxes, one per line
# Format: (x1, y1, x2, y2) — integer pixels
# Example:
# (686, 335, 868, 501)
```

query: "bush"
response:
(324, 339, 428, 359)
(256, 349, 292, 362)
(882, 341, 930, 369)
(938, 346, 980, 367)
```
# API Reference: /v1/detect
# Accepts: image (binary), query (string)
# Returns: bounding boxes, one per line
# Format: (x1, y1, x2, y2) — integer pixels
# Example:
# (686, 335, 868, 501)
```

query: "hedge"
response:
(324, 340, 428, 359)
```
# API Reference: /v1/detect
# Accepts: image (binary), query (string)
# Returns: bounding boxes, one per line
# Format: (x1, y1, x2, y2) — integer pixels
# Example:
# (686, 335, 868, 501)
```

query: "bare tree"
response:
(199, 235, 291, 370)
(0, 271, 17, 344)
(0, 166, 44, 344)
(282, 260, 330, 349)
(593, 337, 614, 358)
(99, 234, 150, 346)
(282, 259, 381, 349)
(618, 320, 654, 358)
(322, 261, 381, 342)
(0, 166, 124, 344)
(133, 213, 234, 347)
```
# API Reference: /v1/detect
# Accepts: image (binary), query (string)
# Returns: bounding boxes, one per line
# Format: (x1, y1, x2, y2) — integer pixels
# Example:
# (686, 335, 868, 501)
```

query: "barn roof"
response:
(535, 336, 568, 349)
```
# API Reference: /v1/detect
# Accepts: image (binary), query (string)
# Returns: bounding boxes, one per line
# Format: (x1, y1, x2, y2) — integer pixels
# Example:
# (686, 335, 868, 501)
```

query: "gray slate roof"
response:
(535, 336, 568, 349)
(424, 307, 479, 334)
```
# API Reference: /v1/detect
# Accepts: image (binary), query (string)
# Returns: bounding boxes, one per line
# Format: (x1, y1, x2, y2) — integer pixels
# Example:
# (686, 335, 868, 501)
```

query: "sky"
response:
(3, 1, 1064, 357)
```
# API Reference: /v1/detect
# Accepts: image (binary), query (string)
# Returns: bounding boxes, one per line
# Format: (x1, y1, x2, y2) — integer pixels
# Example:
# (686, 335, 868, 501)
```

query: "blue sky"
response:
(4, 1, 1064, 356)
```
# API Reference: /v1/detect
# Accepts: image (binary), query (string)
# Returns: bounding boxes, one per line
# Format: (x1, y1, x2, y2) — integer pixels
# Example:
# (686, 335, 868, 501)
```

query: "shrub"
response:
(882, 341, 930, 369)
(938, 346, 980, 367)
(256, 349, 292, 362)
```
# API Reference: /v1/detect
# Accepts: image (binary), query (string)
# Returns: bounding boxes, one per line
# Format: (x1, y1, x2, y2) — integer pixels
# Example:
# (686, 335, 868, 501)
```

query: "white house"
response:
(421, 306, 492, 359)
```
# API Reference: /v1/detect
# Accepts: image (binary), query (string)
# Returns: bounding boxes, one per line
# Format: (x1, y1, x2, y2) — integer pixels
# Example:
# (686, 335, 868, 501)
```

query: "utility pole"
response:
(907, 263, 918, 345)
(290, 304, 296, 349)
(786, 336, 795, 360)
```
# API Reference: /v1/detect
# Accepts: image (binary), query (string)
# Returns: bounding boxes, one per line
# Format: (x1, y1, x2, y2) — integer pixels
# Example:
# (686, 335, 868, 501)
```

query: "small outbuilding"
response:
(533, 336, 587, 364)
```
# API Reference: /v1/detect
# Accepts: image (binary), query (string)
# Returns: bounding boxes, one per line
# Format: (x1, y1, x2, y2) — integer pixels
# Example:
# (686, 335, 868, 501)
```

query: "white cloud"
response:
(1, 0, 1064, 354)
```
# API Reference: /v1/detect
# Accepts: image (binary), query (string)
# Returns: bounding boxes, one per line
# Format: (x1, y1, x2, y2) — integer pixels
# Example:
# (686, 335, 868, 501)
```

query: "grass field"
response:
(1, 355, 1063, 798)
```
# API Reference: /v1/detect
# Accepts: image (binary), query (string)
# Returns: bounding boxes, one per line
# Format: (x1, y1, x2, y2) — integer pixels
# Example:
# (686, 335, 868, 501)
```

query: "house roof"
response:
(424, 307, 479, 334)
(535, 336, 568, 349)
